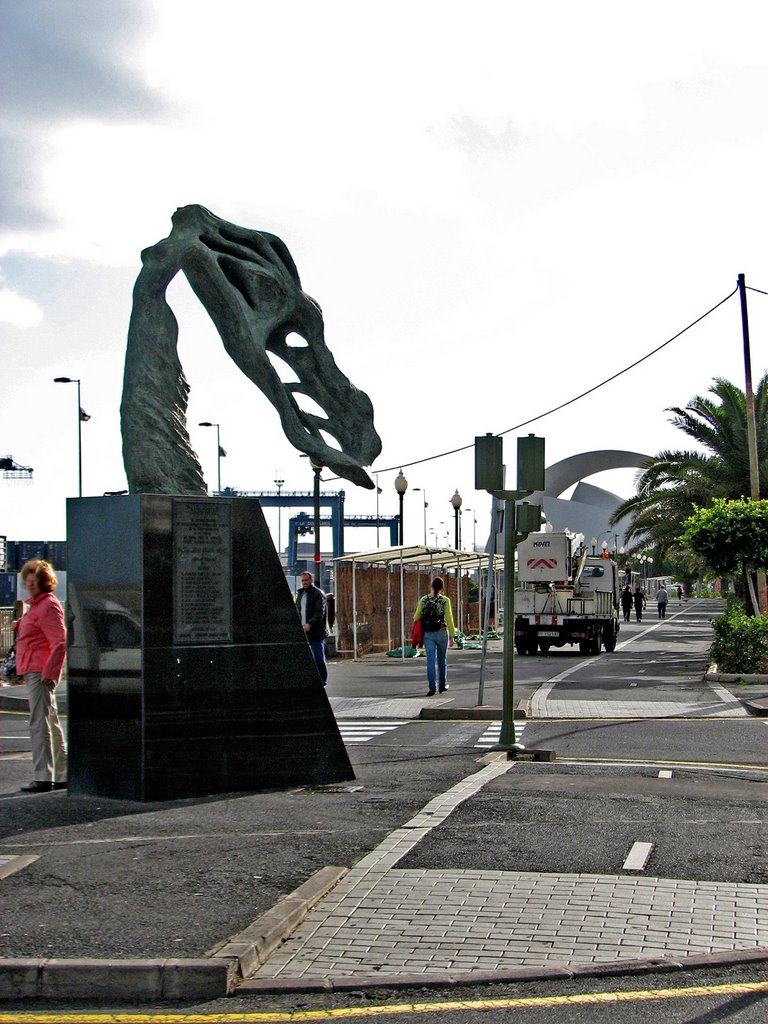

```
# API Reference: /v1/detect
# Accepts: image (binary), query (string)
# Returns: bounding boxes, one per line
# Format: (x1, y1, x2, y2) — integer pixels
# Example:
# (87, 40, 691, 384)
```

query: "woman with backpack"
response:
(413, 576, 455, 696)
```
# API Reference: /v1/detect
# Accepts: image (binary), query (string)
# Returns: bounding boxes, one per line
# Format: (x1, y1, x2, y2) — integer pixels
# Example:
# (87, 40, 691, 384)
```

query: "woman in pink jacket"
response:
(14, 559, 67, 793)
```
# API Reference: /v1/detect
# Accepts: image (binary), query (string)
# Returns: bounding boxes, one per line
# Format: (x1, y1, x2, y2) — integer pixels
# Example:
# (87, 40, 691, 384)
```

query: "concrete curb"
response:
(706, 664, 768, 716)
(237, 947, 768, 995)
(0, 866, 346, 1002)
(420, 706, 526, 721)
(0, 957, 236, 1001)
(0, 690, 29, 713)
(208, 865, 348, 980)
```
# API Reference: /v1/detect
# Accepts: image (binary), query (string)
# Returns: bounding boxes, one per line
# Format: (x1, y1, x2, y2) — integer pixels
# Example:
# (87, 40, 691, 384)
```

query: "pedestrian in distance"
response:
(620, 584, 633, 623)
(656, 584, 669, 619)
(676, 585, 683, 602)
(413, 576, 455, 696)
(295, 570, 328, 685)
(14, 560, 68, 793)
(633, 586, 645, 623)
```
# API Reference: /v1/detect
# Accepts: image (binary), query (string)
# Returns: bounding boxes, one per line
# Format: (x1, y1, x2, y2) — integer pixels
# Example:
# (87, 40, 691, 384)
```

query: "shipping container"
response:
(0, 571, 17, 606)
(45, 541, 68, 571)
(17, 541, 47, 566)
(5, 540, 18, 571)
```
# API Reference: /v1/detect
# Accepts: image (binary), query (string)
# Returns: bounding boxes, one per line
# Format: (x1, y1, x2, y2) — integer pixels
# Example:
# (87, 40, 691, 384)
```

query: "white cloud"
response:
(0, 286, 43, 327)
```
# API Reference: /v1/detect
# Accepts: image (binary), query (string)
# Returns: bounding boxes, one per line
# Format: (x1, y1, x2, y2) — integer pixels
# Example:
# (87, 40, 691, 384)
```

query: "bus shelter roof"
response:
(332, 544, 503, 572)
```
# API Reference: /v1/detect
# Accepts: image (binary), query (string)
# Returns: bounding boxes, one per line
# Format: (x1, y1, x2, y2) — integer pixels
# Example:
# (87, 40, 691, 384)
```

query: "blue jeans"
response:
(310, 640, 328, 685)
(424, 629, 449, 691)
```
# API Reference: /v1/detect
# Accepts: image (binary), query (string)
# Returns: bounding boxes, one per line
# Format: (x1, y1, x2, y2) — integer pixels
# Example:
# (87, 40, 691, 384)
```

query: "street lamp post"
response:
(311, 461, 323, 569)
(394, 470, 408, 545)
(375, 473, 381, 547)
(451, 489, 462, 548)
(198, 421, 222, 494)
(464, 508, 477, 551)
(413, 488, 428, 545)
(274, 476, 284, 557)
(53, 376, 86, 497)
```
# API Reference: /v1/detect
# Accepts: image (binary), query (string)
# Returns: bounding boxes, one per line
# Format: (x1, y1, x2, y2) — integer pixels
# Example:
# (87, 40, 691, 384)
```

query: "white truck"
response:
(514, 532, 620, 655)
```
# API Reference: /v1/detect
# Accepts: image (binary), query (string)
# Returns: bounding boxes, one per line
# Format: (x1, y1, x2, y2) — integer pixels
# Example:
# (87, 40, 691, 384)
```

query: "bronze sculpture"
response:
(121, 205, 381, 493)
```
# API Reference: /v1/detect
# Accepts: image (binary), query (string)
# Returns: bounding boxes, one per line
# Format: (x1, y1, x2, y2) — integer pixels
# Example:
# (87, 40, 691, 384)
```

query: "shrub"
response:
(710, 606, 768, 674)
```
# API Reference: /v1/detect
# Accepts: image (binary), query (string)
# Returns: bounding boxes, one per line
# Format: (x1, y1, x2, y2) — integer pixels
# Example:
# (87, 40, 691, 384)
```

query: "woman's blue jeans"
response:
(424, 629, 449, 691)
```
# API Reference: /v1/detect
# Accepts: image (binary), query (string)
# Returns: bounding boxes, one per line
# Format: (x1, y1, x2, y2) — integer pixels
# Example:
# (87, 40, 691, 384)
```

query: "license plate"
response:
(538, 631, 560, 638)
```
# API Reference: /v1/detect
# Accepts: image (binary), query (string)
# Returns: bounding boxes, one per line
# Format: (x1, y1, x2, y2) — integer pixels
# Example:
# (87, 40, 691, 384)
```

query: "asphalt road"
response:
(1, 597, 767, 1019)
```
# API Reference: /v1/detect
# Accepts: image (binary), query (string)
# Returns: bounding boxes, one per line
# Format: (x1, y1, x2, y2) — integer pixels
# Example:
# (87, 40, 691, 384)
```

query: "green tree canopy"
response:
(681, 497, 768, 613)
(610, 374, 768, 559)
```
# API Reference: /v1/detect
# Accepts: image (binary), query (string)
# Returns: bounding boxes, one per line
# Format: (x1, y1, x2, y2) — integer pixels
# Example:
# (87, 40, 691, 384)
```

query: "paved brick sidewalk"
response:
(249, 756, 768, 982)
(528, 679, 750, 720)
(257, 868, 768, 978)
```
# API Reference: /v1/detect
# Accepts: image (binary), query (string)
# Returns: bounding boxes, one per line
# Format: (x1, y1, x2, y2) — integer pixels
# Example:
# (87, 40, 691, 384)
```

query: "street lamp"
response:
(413, 488, 428, 545)
(375, 473, 382, 547)
(394, 469, 408, 545)
(198, 421, 223, 494)
(601, 540, 609, 559)
(54, 376, 88, 497)
(451, 489, 462, 548)
(591, 536, 598, 555)
(274, 476, 284, 557)
(464, 508, 477, 551)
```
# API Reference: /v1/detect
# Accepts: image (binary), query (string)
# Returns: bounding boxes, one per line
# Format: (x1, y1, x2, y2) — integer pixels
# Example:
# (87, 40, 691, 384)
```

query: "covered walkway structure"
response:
(333, 545, 504, 660)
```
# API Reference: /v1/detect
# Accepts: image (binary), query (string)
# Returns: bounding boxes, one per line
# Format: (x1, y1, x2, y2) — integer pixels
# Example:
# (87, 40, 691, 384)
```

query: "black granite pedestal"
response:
(66, 494, 353, 801)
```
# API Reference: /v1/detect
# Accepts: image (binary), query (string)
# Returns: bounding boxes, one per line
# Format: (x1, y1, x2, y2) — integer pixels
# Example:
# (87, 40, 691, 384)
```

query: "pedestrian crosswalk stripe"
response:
(338, 721, 408, 743)
(474, 721, 526, 748)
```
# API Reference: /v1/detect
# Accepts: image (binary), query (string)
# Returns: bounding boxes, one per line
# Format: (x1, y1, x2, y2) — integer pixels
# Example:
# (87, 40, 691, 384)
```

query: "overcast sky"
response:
(2, 0, 768, 553)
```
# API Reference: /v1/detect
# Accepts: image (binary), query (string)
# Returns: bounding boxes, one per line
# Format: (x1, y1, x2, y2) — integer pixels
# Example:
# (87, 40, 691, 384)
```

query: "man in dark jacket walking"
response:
(296, 570, 328, 685)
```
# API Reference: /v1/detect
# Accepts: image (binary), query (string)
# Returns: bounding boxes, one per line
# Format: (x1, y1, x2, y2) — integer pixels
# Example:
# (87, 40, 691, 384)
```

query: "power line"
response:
(747, 285, 768, 297)
(327, 286, 740, 481)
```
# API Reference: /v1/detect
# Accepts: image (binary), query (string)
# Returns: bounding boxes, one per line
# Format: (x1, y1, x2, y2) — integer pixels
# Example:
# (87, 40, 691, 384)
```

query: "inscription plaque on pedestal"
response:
(173, 499, 232, 644)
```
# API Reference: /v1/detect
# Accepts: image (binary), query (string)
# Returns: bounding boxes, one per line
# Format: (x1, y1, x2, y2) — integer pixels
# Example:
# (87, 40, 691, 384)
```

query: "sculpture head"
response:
(178, 206, 382, 487)
(121, 205, 381, 494)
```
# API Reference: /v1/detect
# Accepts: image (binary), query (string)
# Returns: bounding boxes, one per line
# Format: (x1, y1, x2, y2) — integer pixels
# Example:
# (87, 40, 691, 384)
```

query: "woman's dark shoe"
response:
(52, 782, 67, 790)
(20, 781, 53, 793)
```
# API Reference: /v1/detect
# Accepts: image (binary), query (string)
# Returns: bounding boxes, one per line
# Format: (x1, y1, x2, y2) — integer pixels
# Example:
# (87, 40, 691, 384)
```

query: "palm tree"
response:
(611, 374, 768, 558)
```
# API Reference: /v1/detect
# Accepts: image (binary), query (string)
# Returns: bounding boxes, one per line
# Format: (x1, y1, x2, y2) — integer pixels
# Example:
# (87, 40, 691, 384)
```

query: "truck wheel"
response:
(539, 640, 551, 654)
(515, 638, 527, 656)
(589, 628, 602, 655)
(603, 625, 616, 653)
(578, 640, 590, 654)
(527, 636, 538, 655)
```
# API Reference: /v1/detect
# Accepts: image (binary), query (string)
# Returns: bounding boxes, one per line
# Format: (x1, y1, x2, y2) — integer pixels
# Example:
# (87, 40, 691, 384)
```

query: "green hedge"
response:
(710, 606, 768, 674)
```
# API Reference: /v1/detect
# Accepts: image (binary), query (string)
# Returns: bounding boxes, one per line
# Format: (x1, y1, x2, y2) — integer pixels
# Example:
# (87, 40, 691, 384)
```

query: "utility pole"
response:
(738, 273, 765, 612)
(738, 275, 761, 502)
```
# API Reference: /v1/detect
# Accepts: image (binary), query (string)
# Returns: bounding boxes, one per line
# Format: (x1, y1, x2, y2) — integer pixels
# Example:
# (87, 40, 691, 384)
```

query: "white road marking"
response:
(658, 770, 673, 778)
(339, 721, 407, 743)
(622, 841, 654, 872)
(474, 721, 526, 748)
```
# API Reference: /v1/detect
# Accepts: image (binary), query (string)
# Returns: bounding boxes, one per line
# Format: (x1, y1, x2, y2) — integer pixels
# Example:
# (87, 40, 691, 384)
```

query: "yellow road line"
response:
(2, 979, 767, 1022)
(559, 755, 768, 771)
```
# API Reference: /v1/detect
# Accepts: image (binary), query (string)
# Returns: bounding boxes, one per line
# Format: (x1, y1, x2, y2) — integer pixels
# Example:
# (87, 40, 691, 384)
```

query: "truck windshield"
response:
(581, 567, 605, 578)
